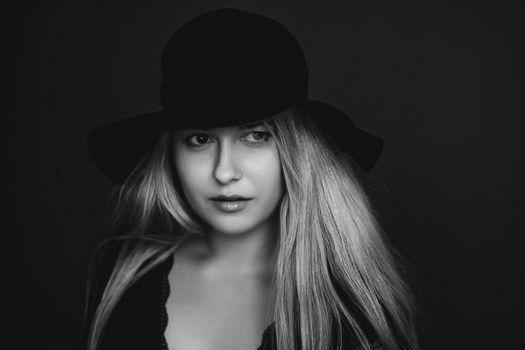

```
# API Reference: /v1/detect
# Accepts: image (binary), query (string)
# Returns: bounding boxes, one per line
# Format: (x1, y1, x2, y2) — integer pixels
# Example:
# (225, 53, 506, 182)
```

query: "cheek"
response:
(246, 151, 283, 196)
(173, 153, 208, 200)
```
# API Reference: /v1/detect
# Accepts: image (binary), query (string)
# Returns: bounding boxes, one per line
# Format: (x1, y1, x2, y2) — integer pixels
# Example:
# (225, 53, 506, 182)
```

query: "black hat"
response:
(87, 8, 383, 184)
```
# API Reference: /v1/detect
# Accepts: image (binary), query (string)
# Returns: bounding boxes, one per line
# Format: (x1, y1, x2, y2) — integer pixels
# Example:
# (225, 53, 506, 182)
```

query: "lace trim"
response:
(160, 254, 174, 350)
(257, 322, 276, 350)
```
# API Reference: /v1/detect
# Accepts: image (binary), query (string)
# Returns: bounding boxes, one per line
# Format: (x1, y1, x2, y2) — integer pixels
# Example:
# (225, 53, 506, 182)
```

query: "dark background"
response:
(6, 0, 524, 349)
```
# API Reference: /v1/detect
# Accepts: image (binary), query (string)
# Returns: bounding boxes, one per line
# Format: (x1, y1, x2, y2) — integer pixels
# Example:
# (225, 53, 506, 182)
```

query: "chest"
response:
(164, 260, 273, 350)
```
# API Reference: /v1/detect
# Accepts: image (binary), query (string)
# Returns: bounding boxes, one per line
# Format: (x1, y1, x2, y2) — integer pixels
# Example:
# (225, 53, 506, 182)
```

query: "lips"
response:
(210, 197, 252, 213)
(211, 194, 252, 201)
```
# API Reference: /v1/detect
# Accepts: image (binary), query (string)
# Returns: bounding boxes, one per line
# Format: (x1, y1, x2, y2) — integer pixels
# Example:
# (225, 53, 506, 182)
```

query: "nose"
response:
(213, 140, 242, 184)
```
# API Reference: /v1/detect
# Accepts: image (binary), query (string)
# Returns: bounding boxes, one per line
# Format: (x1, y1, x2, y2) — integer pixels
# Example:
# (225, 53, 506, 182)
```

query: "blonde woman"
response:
(84, 8, 419, 350)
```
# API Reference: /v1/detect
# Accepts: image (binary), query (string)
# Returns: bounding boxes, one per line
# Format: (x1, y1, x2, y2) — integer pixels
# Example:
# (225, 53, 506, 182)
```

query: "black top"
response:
(84, 245, 382, 350)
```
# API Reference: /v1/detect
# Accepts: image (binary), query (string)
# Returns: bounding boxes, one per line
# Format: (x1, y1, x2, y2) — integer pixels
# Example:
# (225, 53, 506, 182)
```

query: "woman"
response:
(84, 8, 419, 350)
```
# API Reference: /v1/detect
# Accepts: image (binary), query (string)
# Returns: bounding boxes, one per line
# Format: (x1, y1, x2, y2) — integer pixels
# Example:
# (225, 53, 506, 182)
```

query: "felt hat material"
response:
(87, 8, 383, 184)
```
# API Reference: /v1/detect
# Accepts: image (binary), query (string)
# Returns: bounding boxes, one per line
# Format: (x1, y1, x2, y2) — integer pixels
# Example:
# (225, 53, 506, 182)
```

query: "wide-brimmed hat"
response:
(87, 8, 383, 184)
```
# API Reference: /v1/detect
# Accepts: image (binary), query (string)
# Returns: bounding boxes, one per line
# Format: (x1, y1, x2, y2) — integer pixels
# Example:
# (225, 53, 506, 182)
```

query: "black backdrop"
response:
(6, 0, 524, 349)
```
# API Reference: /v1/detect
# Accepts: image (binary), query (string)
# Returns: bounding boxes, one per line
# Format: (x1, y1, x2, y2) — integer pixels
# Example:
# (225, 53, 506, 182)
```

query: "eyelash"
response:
(183, 131, 271, 147)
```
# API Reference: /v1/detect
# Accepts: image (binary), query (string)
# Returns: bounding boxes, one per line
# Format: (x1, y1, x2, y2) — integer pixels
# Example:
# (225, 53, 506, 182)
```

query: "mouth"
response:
(210, 197, 252, 213)
(209, 199, 250, 213)
(210, 195, 253, 201)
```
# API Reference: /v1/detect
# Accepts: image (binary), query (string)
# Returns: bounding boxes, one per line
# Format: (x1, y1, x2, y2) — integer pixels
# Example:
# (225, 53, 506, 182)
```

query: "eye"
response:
(182, 131, 271, 148)
(183, 133, 212, 147)
(242, 131, 271, 144)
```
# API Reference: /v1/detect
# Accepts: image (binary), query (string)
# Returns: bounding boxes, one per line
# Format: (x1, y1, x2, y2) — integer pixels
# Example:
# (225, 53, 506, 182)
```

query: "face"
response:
(171, 121, 284, 236)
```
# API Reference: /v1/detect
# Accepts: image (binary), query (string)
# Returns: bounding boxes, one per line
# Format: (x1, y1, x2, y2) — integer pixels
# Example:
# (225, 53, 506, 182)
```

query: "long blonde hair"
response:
(85, 107, 419, 350)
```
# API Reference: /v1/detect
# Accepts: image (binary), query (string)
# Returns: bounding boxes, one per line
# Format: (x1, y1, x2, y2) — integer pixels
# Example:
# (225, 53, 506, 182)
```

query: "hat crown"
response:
(160, 8, 309, 115)
(87, 9, 383, 184)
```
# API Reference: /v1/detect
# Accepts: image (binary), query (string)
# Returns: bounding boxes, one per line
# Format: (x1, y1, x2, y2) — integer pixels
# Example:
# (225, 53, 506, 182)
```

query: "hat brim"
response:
(300, 100, 383, 173)
(87, 99, 382, 184)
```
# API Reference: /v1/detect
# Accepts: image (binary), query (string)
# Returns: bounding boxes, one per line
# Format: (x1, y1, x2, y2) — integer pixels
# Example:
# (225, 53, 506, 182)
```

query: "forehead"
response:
(175, 120, 273, 133)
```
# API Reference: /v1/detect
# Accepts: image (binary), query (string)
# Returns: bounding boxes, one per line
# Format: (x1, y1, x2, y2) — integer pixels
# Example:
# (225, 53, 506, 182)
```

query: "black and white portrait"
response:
(6, 1, 523, 350)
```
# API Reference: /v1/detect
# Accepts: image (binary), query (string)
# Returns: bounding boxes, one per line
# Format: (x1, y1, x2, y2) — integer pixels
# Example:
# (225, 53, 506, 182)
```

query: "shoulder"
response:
(87, 238, 174, 306)
(83, 240, 124, 349)
(339, 327, 384, 350)
(84, 239, 174, 349)
(337, 303, 384, 350)
(88, 238, 174, 295)
(85, 240, 124, 316)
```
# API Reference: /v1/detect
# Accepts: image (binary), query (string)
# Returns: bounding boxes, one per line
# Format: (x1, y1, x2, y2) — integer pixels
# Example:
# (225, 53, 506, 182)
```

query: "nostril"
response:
(214, 171, 242, 185)
(214, 164, 241, 183)
(213, 141, 242, 183)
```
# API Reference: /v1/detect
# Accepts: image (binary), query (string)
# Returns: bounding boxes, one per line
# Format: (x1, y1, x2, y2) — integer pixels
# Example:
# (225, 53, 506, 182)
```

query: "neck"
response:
(184, 215, 279, 278)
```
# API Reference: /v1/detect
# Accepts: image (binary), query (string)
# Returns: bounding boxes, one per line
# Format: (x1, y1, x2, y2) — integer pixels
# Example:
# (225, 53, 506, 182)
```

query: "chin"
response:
(201, 216, 259, 235)
(207, 217, 260, 235)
